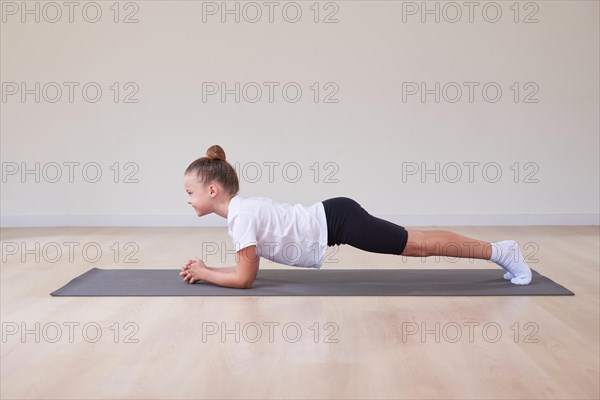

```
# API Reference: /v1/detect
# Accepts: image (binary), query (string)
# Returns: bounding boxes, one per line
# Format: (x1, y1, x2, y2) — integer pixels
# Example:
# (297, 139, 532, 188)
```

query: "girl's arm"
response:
(205, 266, 237, 273)
(180, 245, 260, 289)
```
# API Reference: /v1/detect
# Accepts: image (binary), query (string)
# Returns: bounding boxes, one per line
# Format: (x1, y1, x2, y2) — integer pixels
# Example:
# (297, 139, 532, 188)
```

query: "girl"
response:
(180, 145, 532, 289)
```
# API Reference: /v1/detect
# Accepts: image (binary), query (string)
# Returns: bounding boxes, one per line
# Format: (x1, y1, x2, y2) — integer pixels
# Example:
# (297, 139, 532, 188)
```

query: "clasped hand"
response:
(179, 258, 207, 284)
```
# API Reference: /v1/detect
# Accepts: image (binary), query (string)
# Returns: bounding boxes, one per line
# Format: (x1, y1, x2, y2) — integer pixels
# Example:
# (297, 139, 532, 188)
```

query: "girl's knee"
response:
(402, 229, 429, 257)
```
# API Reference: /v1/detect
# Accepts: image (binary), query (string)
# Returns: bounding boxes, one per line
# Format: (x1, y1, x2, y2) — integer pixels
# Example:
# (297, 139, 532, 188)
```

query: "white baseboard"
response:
(380, 214, 600, 226)
(1, 213, 598, 227)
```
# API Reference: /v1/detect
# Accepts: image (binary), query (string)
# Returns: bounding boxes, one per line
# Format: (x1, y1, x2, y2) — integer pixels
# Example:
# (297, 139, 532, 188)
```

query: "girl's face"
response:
(183, 173, 214, 217)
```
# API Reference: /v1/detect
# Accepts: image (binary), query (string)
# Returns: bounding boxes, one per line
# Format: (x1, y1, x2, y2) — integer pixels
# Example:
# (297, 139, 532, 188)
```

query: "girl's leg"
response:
(401, 228, 492, 260)
(402, 228, 532, 285)
(322, 197, 531, 285)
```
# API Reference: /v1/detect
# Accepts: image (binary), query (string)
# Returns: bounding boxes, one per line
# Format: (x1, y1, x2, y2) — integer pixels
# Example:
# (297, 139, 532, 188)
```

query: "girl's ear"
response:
(208, 183, 217, 196)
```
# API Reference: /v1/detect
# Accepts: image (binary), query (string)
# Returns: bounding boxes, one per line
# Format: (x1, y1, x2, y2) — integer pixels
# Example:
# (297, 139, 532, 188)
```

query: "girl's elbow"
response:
(237, 278, 254, 289)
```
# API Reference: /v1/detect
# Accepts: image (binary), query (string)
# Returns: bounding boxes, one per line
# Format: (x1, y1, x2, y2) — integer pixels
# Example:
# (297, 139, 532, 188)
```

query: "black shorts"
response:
(321, 197, 408, 255)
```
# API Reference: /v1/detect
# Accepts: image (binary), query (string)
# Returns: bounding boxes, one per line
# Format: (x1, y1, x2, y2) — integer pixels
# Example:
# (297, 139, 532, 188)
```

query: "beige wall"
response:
(1, 1, 598, 226)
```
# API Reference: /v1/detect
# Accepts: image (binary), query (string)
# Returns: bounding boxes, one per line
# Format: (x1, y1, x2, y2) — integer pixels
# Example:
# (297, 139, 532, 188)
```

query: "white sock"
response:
(490, 240, 532, 285)
(490, 243, 515, 280)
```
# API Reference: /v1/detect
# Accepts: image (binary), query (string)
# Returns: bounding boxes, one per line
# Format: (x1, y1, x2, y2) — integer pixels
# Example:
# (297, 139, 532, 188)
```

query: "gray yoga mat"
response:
(50, 268, 574, 297)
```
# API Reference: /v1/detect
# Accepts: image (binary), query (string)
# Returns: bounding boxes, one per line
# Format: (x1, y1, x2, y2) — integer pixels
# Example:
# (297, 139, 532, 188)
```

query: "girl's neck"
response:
(214, 194, 235, 219)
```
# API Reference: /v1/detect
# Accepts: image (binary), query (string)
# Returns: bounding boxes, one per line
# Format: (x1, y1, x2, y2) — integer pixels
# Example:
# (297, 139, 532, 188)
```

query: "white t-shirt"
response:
(227, 195, 328, 269)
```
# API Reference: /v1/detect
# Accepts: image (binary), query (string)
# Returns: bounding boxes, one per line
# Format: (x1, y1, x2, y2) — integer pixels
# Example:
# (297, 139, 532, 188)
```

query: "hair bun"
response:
(206, 145, 226, 161)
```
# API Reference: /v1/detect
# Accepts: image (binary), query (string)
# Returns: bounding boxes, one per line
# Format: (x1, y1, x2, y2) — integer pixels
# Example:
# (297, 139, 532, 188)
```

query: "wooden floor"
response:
(1, 226, 598, 399)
